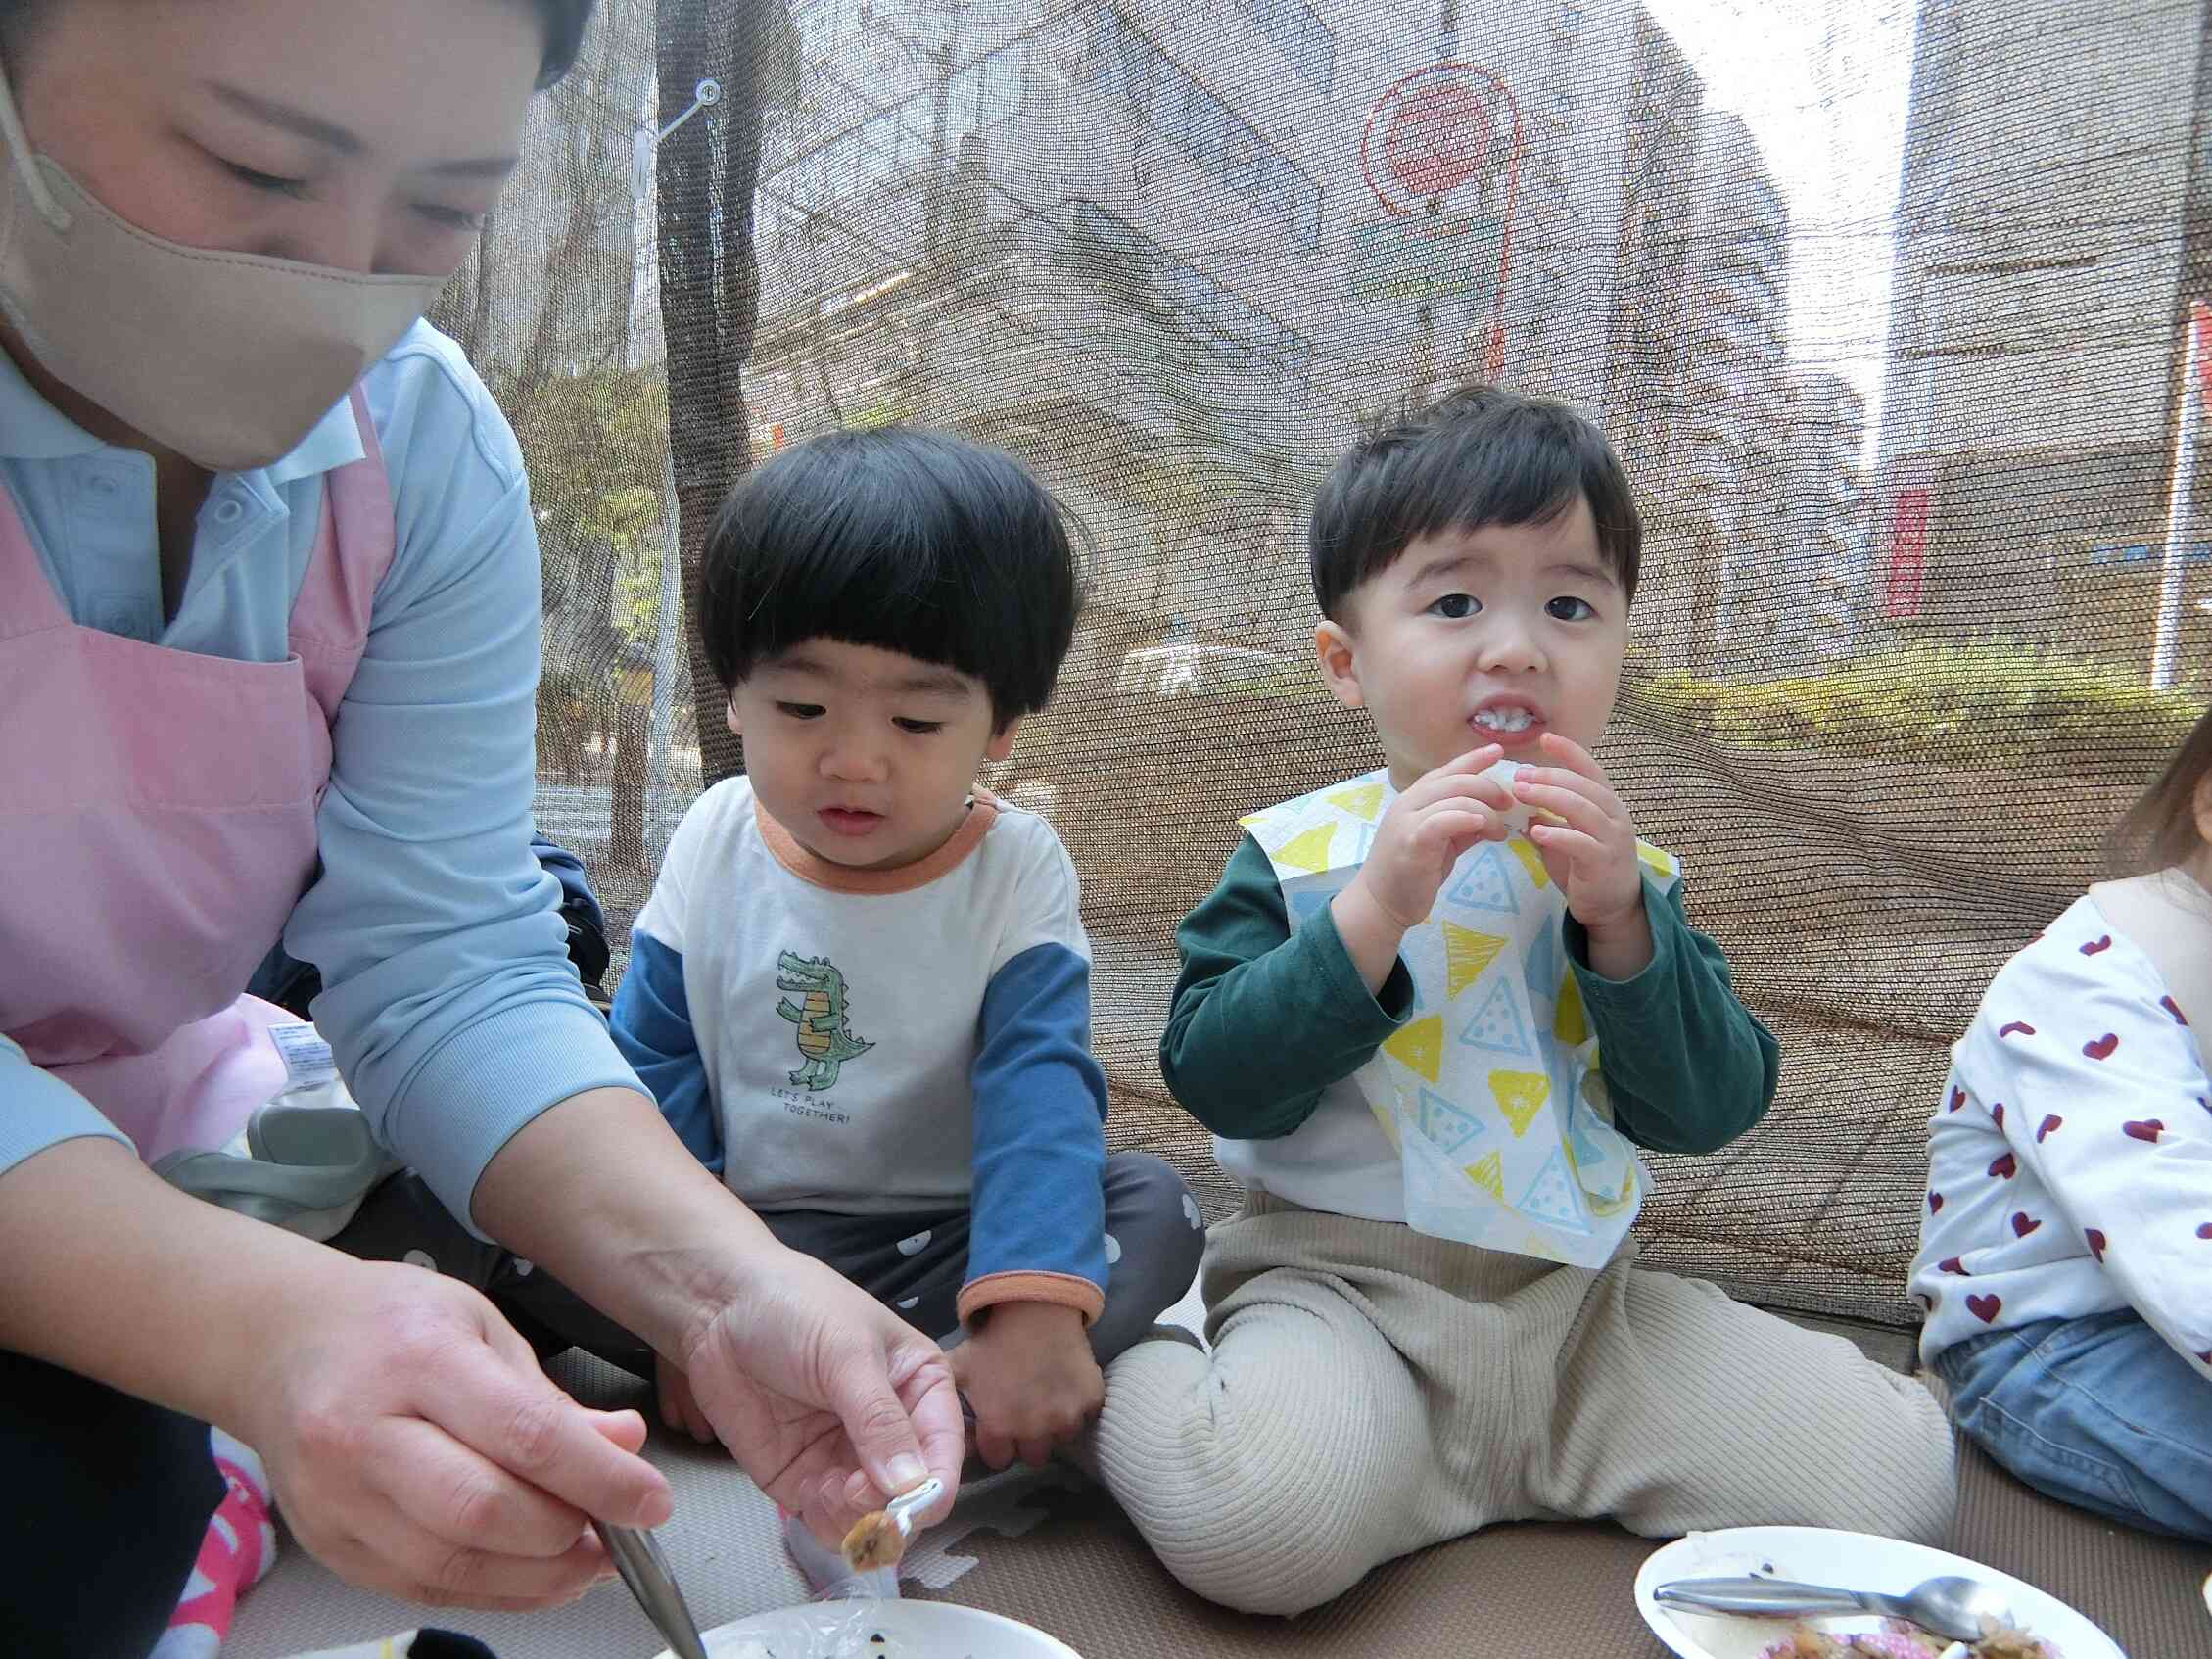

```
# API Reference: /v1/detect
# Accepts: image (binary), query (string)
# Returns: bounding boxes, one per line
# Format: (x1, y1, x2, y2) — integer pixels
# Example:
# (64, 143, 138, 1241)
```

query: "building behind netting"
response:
(1874, 0, 2212, 668)
(378, 0, 2212, 924)
(737, 0, 1814, 665)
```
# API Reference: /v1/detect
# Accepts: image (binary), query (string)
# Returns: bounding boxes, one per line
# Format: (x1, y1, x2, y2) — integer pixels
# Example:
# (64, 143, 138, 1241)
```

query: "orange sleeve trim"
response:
(956, 1271, 1105, 1328)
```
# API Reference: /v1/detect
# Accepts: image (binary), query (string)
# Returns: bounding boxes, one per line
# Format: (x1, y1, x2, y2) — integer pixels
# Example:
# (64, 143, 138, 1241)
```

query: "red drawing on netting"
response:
(1361, 61, 1524, 215)
(1357, 62, 1524, 360)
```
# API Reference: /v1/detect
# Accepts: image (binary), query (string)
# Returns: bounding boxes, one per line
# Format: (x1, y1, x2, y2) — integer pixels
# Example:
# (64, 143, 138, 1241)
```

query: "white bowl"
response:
(658, 1598, 1082, 1659)
(1632, 1526, 2124, 1659)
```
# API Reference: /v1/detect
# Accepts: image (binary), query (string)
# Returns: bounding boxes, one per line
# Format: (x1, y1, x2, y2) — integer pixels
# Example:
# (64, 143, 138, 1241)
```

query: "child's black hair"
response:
(0, 0, 594, 87)
(1308, 384, 1641, 622)
(699, 426, 1082, 727)
(2108, 702, 2212, 877)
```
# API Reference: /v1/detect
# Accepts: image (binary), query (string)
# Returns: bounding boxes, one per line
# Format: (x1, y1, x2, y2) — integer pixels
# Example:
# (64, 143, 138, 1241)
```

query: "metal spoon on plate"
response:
(1653, 1571, 2016, 1645)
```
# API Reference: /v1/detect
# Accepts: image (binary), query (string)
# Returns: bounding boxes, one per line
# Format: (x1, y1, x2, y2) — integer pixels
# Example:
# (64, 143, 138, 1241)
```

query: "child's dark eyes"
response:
(1428, 592, 1480, 619)
(776, 702, 941, 733)
(1547, 596, 1597, 621)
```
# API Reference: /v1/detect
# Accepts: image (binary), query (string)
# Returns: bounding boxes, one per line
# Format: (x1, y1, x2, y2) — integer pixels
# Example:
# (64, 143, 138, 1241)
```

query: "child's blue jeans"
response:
(1935, 1307, 2212, 1541)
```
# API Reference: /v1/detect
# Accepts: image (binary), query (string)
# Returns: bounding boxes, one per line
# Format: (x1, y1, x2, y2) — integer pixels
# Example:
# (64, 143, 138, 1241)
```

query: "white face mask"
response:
(0, 55, 447, 473)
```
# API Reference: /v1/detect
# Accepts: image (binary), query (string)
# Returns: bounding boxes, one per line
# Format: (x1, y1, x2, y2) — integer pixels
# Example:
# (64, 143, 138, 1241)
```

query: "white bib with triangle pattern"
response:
(1240, 769, 1684, 1266)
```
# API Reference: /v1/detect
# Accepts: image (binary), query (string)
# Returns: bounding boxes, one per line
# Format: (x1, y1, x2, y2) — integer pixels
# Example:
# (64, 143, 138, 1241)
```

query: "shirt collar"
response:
(0, 343, 366, 481)
(262, 394, 366, 486)
(0, 339, 104, 459)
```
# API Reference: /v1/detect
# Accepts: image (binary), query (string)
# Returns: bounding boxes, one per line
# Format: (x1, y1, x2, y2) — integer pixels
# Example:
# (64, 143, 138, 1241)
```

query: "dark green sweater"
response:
(1160, 834, 1778, 1156)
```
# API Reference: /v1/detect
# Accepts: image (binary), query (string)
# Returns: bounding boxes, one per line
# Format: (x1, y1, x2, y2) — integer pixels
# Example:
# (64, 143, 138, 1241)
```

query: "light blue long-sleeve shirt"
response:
(0, 320, 646, 1230)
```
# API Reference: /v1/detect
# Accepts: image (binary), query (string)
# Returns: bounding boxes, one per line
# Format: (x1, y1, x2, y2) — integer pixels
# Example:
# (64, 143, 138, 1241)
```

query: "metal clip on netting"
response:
(630, 78, 722, 203)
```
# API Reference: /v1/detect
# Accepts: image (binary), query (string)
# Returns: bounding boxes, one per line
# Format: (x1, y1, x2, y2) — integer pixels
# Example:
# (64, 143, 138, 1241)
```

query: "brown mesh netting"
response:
(458, 0, 2210, 1327)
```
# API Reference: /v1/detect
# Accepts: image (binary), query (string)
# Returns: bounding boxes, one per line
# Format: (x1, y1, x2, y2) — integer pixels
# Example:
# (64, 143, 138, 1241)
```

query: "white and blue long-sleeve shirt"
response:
(0, 322, 645, 1228)
(611, 778, 1111, 1327)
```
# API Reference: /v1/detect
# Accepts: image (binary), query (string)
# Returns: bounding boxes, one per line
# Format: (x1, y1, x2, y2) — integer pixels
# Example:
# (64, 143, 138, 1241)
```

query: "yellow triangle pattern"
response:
(1588, 1172, 1638, 1217)
(1442, 923, 1509, 998)
(1466, 1150, 1504, 1200)
(1506, 837, 1550, 888)
(1325, 782, 1386, 821)
(1490, 1070, 1550, 1136)
(1383, 1015, 1445, 1084)
(1521, 1232, 1570, 1262)
(1636, 841, 1675, 880)
(1554, 971, 1588, 1045)
(1366, 1096, 1401, 1149)
(1272, 822, 1336, 874)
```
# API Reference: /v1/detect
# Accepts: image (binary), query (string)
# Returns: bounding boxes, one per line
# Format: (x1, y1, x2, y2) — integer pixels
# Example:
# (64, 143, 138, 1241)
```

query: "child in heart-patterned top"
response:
(1910, 703, 2212, 1542)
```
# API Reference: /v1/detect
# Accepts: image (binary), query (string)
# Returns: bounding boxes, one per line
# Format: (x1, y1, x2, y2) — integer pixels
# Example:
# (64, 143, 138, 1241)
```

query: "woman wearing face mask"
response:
(0, 0, 961, 1649)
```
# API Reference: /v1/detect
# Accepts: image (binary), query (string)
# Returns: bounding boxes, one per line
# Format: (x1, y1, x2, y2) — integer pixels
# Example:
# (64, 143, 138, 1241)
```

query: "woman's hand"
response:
(677, 1246, 965, 1542)
(473, 1089, 964, 1547)
(233, 1256, 672, 1609)
(0, 1139, 671, 1611)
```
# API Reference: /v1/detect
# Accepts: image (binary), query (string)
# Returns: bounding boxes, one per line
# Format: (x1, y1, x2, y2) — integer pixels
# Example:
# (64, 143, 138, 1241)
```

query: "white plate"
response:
(657, 1597, 1084, 1659)
(1632, 1526, 2126, 1659)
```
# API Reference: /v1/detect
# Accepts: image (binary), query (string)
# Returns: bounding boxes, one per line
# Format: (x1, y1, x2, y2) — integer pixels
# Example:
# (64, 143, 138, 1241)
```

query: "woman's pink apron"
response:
(0, 388, 393, 1162)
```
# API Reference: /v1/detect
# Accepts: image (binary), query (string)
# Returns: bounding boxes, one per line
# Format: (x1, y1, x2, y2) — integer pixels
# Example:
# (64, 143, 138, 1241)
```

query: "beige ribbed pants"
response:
(1094, 1195, 1956, 1616)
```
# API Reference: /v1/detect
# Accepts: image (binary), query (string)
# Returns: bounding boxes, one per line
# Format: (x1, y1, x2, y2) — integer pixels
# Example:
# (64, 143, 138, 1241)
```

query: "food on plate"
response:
(708, 1618, 955, 1657)
(1757, 1619, 2059, 1658)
